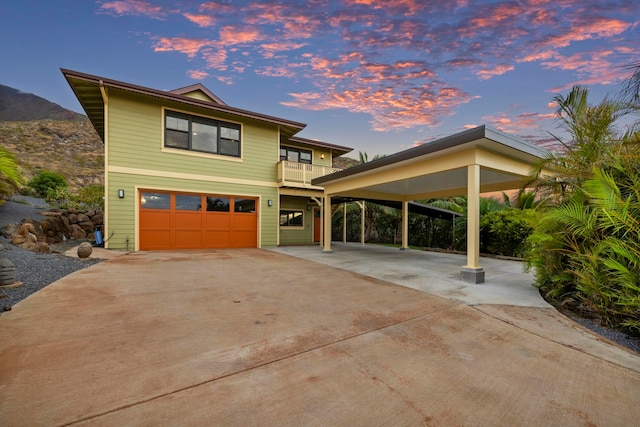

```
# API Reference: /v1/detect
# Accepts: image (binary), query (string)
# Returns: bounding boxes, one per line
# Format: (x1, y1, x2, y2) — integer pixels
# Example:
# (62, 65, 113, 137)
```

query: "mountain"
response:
(0, 84, 86, 122)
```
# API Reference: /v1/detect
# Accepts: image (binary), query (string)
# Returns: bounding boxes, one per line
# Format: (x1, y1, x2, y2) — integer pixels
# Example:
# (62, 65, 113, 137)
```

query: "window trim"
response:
(280, 146, 312, 164)
(164, 109, 242, 159)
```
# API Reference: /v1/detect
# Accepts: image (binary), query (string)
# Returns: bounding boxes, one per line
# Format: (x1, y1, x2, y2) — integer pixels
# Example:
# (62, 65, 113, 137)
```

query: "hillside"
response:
(0, 120, 104, 191)
(0, 84, 86, 122)
(0, 83, 357, 192)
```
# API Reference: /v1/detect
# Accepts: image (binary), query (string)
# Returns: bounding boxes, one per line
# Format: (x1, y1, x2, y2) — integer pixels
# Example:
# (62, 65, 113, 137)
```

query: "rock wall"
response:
(2, 209, 104, 253)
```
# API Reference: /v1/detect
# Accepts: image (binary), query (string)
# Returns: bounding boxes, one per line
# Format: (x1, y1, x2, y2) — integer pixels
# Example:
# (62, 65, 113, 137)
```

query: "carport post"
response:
(342, 203, 347, 243)
(462, 163, 485, 283)
(323, 194, 332, 252)
(401, 200, 409, 250)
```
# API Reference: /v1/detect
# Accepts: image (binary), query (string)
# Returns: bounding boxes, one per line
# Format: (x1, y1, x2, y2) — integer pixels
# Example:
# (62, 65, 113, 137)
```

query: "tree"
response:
(525, 76, 640, 335)
(0, 147, 24, 200)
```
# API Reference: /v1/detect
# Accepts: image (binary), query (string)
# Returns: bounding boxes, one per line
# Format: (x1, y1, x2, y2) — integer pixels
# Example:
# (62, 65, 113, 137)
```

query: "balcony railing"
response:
(277, 160, 342, 188)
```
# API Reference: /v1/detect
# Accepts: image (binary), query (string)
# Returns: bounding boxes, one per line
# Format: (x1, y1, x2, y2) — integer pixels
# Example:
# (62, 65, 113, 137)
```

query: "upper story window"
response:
(280, 146, 312, 164)
(165, 110, 241, 158)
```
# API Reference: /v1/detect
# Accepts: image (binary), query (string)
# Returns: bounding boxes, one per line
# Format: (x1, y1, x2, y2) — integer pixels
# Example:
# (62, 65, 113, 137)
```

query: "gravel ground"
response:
(0, 196, 102, 311)
(1, 196, 638, 353)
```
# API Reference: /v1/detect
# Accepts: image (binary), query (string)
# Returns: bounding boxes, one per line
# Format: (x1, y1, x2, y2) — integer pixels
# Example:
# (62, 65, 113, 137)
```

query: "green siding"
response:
(106, 172, 278, 250)
(278, 196, 313, 245)
(107, 92, 279, 183)
(104, 88, 282, 250)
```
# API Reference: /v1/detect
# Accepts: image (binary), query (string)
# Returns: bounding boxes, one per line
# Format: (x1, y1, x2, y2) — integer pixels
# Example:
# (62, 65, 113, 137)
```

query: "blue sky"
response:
(1, 1, 638, 158)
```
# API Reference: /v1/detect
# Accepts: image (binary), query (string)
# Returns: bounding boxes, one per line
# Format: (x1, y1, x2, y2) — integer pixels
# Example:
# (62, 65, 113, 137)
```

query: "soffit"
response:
(314, 125, 548, 201)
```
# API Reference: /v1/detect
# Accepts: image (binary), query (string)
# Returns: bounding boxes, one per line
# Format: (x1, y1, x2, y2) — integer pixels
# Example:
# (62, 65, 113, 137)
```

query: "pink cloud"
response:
(475, 64, 514, 80)
(187, 70, 209, 80)
(219, 26, 262, 44)
(184, 13, 215, 27)
(100, 0, 166, 19)
(153, 37, 210, 58)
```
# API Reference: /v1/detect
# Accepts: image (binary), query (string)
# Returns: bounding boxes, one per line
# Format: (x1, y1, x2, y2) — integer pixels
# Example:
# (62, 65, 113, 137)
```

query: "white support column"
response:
(359, 201, 365, 246)
(462, 163, 485, 283)
(323, 194, 332, 252)
(342, 203, 347, 243)
(401, 200, 409, 250)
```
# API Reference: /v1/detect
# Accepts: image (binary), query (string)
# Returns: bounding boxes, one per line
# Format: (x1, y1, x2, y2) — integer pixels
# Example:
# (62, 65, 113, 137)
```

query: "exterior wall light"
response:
(118, 189, 125, 199)
(267, 199, 273, 207)
(320, 153, 325, 159)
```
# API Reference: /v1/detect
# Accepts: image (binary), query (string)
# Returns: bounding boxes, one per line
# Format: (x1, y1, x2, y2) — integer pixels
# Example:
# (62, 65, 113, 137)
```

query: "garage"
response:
(139, 191, 258, 250)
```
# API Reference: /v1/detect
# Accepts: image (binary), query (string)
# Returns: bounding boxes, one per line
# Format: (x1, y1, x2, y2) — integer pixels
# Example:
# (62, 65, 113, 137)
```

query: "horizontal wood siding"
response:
(106, 170, 278, 249)
(278, 196, 312, 245)
(103, 88, 283, 250)
(107, 91, 278, 183)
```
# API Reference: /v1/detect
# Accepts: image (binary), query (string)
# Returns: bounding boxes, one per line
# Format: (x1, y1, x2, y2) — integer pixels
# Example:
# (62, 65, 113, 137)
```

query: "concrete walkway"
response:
(1, 248, 639, 426)
(270, 243, 550, 307)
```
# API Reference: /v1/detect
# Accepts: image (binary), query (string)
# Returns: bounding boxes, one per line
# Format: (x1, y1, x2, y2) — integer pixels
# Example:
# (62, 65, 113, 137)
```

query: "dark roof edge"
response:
(288, 136, 353, 154)
(313, 125, 548, 185)
(61, 68, 306, 131)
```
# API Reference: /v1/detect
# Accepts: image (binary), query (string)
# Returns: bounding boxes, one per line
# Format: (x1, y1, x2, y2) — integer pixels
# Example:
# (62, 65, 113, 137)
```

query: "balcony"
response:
(277, 160, 342, 189)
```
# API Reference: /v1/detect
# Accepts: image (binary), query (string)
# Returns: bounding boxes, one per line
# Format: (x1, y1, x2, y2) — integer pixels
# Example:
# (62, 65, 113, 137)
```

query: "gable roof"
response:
(61, 68, 307, 142)
(170, 83, 227, 105)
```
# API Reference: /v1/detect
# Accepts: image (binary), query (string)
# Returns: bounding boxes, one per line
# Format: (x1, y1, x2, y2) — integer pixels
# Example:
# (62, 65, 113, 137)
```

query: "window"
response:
(141, 192, 170, 209)
(234, 198, 256, 213)
(280, 146, 312, 164)
(165, 110, 240, 158)
(206, 197, 230, 212)
(175, 194, 202, 210)
(280, 209, 304, 227)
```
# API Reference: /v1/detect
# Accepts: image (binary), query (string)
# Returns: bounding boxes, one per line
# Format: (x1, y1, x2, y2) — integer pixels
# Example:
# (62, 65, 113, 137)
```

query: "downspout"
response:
(99, 80, 110, 249)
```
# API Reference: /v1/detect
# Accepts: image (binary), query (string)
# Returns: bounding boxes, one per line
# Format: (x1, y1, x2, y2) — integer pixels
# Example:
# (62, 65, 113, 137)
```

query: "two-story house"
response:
(62, 69, 352, 251)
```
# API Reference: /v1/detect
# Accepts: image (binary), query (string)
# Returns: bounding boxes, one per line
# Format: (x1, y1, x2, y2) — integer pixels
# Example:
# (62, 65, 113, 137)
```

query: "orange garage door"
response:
(139, 191, 258, 250)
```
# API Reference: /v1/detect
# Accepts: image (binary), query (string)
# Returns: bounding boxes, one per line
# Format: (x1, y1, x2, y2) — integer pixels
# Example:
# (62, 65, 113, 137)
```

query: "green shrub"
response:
(28, 170, 67, 197)
(45, 186, 80, 209)
(480, 209, 539, 257)
(77, 185, 104, 210)
(44, 184, 104, 210)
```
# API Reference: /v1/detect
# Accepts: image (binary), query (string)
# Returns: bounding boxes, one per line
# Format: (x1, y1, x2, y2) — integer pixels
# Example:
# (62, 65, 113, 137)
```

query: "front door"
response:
(313, 207, 321, 242)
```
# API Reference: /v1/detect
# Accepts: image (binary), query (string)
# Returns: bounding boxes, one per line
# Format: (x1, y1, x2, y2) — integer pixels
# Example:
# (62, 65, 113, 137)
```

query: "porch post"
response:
(462, 163, 485, 283)
(323, 194, 332, 252)
(401, 200, 409, 250)
(342, 203, 347, 243)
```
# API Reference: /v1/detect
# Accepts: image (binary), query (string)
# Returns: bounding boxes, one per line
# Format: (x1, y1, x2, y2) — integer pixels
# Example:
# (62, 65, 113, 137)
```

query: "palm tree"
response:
(0, 147, 24, 200)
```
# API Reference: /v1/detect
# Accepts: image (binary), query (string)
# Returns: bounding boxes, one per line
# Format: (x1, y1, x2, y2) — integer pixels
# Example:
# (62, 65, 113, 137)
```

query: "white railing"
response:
(277, 160, 342, 187)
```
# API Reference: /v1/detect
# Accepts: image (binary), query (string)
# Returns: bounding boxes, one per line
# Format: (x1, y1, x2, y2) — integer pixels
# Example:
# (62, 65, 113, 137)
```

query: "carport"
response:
(313, 125, 548, 284)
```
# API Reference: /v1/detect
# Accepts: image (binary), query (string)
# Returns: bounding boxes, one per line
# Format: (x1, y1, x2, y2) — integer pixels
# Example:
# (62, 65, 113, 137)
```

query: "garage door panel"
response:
(175, 212, 202, 229)
(175, 231, 203, 249)
(205, 231, 231, 248)
(140, 230, 172, 250)
(232, 231, 257, 248)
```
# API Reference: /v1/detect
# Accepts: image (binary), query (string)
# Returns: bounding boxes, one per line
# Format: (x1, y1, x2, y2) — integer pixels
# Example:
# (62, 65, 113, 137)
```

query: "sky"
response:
(1, 1, 639, 158)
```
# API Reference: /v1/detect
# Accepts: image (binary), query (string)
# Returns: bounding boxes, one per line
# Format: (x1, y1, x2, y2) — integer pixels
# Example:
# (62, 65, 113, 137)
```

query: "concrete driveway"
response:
(1, 248, 639, 426)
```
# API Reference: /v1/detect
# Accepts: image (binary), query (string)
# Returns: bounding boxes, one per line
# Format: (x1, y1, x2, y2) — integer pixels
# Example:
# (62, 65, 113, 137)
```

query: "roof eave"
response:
(61, 68, 307, 136)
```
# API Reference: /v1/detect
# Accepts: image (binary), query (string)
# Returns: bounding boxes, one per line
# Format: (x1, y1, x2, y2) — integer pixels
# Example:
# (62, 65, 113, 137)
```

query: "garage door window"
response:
(207, 197, 230, 212)
(234, 198, 256, 213)
(141, 192, 170, 209)
(176, 194, 202, 210)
